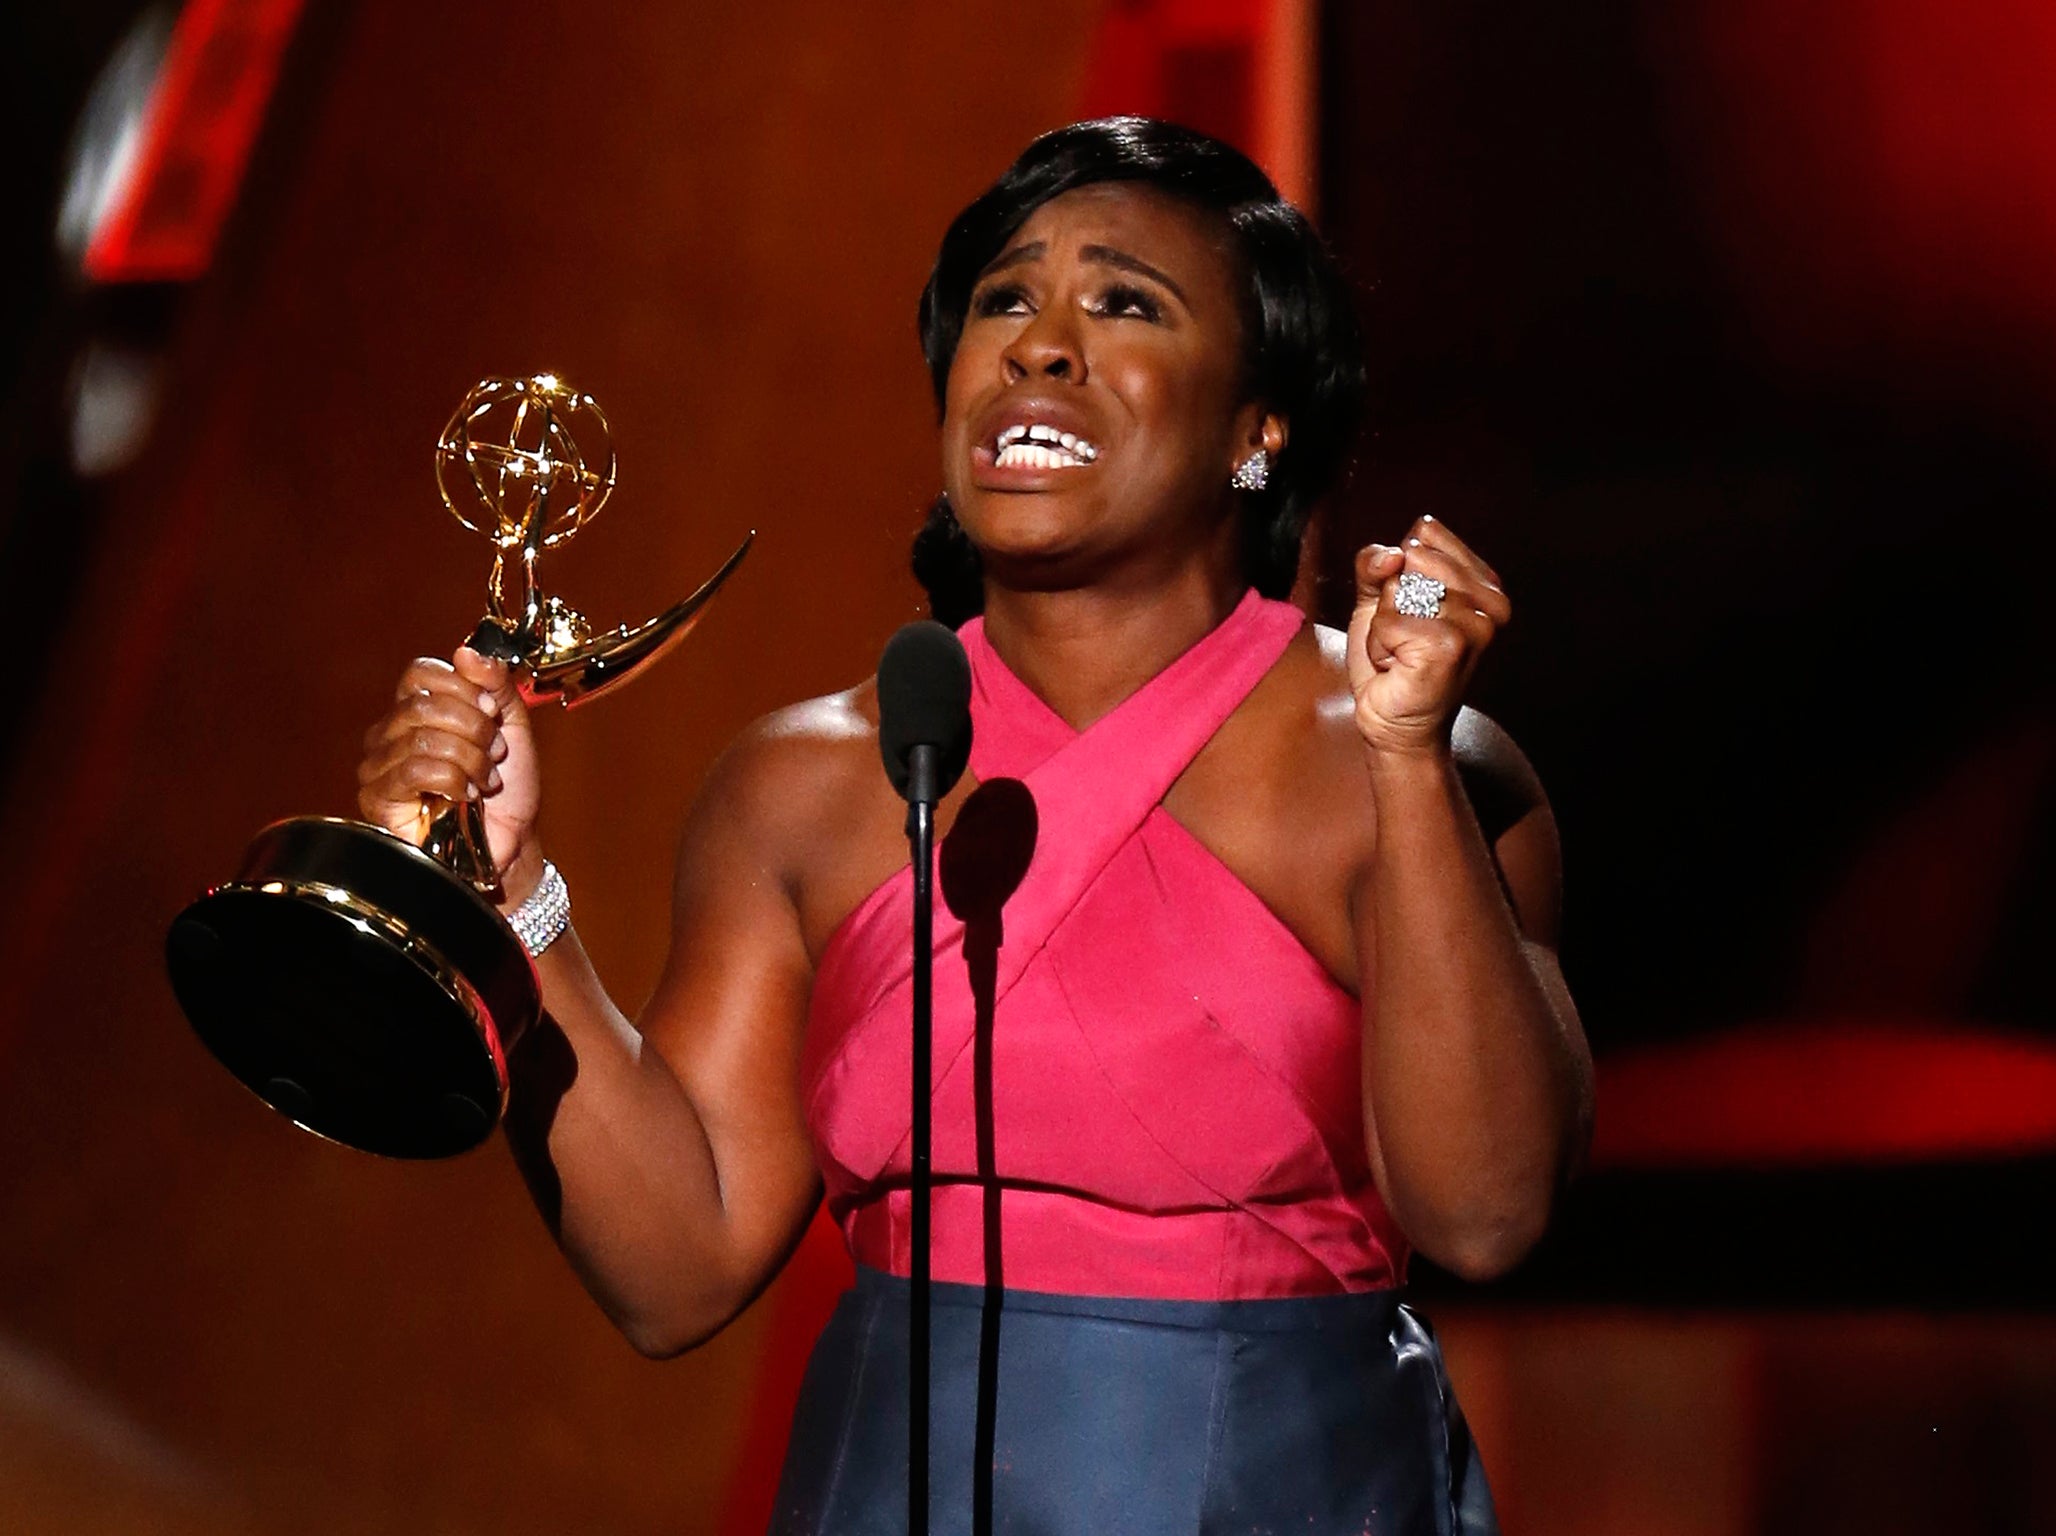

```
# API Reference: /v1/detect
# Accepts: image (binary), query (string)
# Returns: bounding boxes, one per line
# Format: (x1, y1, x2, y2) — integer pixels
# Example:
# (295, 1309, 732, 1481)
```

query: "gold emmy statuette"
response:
(165, 374, 752, 1157)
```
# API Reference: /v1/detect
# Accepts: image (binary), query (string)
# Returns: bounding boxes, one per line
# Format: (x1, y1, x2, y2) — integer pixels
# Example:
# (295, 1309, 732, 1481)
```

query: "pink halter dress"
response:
(774, 591, 1497, 1535)
(802, 588, 1408, 1299)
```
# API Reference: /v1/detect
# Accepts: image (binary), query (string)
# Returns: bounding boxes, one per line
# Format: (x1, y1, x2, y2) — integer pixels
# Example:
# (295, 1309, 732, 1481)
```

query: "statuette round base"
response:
(166, 817, 538, 1159)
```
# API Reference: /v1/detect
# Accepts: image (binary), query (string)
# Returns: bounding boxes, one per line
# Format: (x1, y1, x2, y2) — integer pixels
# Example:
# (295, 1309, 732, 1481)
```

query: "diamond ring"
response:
(1391, 570, 1447, 620)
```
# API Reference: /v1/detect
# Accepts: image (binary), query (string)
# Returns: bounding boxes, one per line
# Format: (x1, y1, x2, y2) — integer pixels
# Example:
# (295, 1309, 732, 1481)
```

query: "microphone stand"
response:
(905, 741, 938, 1536)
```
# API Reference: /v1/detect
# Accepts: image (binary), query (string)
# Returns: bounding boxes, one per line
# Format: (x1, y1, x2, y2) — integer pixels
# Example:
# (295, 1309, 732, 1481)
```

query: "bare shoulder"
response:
(1303, 623, 1364, 775)
(688, 681, 881, 852)
(1309, 621, 1360, 740)
(742, 683, 878, 760)
(677, 678, 915, 956)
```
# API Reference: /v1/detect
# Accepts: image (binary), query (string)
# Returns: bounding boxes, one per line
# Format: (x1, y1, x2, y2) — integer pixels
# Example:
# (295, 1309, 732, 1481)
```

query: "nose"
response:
(1001, 306, 1084, 384)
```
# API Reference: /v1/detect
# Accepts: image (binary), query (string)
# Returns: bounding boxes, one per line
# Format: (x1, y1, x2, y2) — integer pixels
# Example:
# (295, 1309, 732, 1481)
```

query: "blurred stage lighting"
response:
(66, 339, 163, 479)
(55, 4, 176, 272)
(59, 0, 307, 285)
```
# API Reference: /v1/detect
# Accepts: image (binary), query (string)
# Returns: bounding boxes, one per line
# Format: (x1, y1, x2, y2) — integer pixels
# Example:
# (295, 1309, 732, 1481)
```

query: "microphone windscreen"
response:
(877, 620, 973, 802)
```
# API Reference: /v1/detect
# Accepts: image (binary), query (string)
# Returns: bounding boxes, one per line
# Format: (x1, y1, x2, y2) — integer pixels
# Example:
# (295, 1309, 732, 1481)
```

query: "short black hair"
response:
(911, 116, 1367, 627)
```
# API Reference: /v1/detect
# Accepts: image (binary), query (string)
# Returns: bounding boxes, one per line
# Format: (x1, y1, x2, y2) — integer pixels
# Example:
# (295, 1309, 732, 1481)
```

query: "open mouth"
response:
(992, 422, 1100, 469)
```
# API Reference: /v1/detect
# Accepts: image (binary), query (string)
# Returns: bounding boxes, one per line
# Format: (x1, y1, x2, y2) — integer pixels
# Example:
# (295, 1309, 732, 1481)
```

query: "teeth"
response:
(995, 442, 1093, 469)
(992, 422, 1100, 465)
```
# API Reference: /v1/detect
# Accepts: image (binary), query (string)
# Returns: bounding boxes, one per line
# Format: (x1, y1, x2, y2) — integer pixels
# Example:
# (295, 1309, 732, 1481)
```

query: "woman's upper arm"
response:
(1453, 706, 1563, 948)
(1455, 706, 1591, 1160)
(634, 721, 832, 1299)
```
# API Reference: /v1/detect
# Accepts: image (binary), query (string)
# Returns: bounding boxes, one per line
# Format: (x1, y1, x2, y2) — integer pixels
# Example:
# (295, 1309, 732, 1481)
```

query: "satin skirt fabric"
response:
(769, 1268, 1498, 1536)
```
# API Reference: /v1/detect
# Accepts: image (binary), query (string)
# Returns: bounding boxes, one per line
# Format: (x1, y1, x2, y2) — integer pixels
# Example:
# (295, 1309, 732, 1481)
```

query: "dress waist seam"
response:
(850, 1263, 1403, 1334)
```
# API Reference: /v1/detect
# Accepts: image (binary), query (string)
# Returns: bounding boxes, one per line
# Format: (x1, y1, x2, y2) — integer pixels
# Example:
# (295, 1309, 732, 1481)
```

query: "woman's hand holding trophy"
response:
(358, 647, 540, 898)
(164, 373, 750, 1158)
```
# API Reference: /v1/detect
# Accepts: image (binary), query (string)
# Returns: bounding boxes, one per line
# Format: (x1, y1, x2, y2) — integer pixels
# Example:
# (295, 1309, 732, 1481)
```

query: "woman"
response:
(357, 118, 1590, 1534)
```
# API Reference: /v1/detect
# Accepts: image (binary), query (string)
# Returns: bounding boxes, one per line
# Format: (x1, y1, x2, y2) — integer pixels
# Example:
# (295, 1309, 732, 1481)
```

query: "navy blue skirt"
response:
(770, 1267, 1497, 1536)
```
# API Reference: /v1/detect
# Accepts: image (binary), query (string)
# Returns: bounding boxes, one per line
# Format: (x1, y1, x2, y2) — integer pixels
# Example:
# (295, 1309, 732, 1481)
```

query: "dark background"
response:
(1316, 1, 2056, 1310)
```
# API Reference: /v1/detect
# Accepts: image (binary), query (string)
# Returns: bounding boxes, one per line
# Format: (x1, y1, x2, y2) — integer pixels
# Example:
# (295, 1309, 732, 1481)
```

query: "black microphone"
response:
(874, 618, 971, 1536)
(878, 620, 972, 807)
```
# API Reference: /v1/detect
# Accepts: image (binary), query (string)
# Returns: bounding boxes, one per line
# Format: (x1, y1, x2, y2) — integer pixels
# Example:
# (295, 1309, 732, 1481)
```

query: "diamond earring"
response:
(1230, 449, 1270, 492)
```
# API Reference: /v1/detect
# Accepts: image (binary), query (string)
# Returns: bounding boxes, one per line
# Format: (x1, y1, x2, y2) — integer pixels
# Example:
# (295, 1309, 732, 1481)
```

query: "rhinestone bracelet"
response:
(506, 859, 571, 958)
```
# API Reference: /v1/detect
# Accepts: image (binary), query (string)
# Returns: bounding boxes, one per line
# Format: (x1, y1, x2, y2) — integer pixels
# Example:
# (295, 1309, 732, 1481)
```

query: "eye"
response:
(1085, 283, 1164, 322)
(972, 282, 1032, 318)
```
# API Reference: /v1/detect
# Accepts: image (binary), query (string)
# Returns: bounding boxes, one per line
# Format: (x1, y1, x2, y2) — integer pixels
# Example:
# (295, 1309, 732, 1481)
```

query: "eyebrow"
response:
(977, 240, 1193, 311)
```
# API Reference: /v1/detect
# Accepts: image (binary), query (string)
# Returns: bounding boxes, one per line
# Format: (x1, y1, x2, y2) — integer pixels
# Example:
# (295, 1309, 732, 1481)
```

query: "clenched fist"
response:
(1346, 515, 1511, 758)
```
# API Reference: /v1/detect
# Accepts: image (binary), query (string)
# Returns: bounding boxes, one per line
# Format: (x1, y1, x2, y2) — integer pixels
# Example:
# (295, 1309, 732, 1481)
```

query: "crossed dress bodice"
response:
(799, 590, 1408, 1300)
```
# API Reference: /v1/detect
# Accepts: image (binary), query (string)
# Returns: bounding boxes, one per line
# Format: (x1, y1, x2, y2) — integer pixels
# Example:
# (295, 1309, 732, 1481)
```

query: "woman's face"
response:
(941, 183, 1279, 593)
